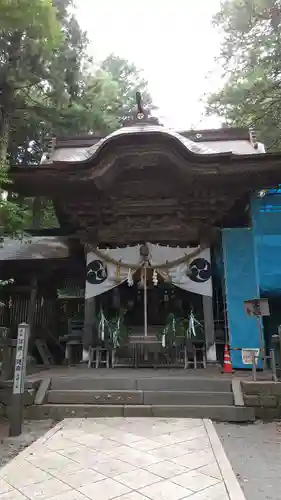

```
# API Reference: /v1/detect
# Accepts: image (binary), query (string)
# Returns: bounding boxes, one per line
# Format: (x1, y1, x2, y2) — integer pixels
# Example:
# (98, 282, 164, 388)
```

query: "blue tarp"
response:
(222, 228, 262, 369)
(252, 195, 281, 295)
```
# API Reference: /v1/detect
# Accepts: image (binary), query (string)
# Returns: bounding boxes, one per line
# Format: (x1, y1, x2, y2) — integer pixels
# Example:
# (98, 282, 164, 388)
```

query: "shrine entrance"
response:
(93, 264, 207, 368)
(98, 277, 204, 335)
(120, 275, 203, 334)
(84, 242, 214, 367)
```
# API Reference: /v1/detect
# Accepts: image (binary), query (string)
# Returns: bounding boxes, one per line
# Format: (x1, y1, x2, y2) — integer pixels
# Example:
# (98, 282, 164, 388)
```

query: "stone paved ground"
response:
(216, 421, 281, 500)
(0, 420, 54, 468)
(0, 417, 245, 500)
(1, 418, 281, 500)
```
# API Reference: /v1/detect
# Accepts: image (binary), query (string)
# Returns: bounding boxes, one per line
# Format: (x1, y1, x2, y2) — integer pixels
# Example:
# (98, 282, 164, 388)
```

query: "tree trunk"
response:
(0, 109, 10, 171)
(32, 197, 42, 229)
(0, 104, 12, 229)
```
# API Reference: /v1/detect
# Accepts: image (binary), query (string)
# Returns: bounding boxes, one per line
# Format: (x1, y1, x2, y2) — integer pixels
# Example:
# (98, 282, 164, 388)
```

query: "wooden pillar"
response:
(82, 242, 97, 360)
(203, 295, 217, 362)
(26, 277, 38, 361)
(0, 328, 12, 382)
(28, 278, 37, 326)
(29, 196, 40, 333)
(32, 197, 41, 229)
(83, 296, 96, 359)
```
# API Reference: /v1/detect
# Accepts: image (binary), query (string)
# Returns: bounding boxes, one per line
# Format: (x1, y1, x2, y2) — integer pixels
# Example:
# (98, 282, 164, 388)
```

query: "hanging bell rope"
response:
(115, 261, 121, 281)
(92, 245, 202, 271)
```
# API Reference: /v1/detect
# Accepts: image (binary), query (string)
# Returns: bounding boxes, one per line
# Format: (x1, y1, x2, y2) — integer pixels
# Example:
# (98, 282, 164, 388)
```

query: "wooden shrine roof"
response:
(7, 125, 278, 194)
(0, 237, 70, 261)
(6, 124, 281, 246)
(52, 127, 260, 149)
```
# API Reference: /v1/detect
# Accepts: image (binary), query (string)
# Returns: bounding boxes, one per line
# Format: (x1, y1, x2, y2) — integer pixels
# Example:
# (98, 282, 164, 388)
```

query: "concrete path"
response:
(0, 418, 245, 500)
(217, 421, 281, 500)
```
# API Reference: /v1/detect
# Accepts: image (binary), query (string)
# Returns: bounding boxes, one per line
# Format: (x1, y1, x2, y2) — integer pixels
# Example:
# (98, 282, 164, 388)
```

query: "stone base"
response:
(207, 343, 217, 363)
(24, 403, 255, 422)
(242, 381, 281, 419)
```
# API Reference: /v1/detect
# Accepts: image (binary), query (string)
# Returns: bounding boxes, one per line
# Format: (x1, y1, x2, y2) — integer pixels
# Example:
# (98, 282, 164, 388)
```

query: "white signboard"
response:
(242, 348, 260, 365)
(244, 298, 270, 317)
(13, 324, 29, 395)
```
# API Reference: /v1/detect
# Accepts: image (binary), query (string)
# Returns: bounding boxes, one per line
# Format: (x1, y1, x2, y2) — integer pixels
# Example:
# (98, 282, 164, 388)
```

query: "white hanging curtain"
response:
(85, 246, 141, 298)
(149, 245, 212, 297)
(85, 244, 212, 298)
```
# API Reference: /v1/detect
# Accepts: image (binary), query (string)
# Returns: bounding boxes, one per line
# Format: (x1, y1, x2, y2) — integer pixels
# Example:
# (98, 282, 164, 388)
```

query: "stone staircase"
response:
(27, 375, 255, 422)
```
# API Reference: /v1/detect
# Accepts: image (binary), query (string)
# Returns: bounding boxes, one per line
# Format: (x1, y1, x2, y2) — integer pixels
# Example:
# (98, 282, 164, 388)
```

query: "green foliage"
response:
(0, 0, 63, 232)
(0, 198, 31, 235)
(157, 313, 185, 348)
(40, 200, 59, 228)
(109, 312, 128, 349)
(205, 0, 281, 149)
(0, 2, 155, 236)
(23, 198, 59, 229)
(102, 54, 155, 124)
(50, 71, 121, 136)
(1, 0, 60, 36)
(98, 308, 128, 349)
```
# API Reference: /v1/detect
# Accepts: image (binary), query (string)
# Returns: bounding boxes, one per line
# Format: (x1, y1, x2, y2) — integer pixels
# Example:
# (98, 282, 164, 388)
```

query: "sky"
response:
(75, 0, 223, 130)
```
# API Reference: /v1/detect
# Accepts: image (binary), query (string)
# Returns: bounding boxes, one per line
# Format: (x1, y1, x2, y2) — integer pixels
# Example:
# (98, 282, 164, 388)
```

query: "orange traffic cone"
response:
(223, 344, 233, 374)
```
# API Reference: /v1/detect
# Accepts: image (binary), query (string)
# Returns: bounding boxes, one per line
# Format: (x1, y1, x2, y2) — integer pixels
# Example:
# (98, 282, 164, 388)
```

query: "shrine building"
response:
(2, 108, 281, 370)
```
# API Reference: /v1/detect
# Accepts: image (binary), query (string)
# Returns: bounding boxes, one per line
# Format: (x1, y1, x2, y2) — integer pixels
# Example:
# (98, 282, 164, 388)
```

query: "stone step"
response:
(47, 389, 234, 406)
(24, 403, 255, 422)
(50, 377, 232, 392)
(137, 378, 232, 392)
(47, 390, 142, 405)
(143, 391, 234, 406)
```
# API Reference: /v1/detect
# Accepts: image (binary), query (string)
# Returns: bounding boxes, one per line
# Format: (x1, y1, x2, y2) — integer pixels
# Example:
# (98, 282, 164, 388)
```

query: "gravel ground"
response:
(216, 421, 281, 500)
(0, 419, 54, 469)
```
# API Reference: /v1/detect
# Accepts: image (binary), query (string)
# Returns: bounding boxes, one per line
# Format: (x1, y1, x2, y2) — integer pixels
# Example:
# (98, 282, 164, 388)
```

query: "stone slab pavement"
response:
(0, 417, 245, 500)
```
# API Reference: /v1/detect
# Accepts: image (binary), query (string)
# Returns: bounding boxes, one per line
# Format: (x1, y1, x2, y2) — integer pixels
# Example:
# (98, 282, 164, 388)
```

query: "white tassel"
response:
(152, 269, 158, 286)
(162, 334, 166, 347)
(100, 309, 105, 341)
(188, 311, 196, 338)
(127, 268, 134, 287)
(172, 316, 176, 335)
